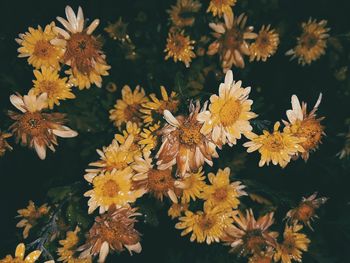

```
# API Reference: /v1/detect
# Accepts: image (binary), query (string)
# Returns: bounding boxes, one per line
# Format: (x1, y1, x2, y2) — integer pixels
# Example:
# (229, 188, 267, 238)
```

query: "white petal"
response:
(98, 241, 109, 263)
(56, 17, 73, 33)
(87, 19, 100, 35)
(65, 5, 78, 33)
(52, 127, 78, 138)
(163, 110, 180, 127)
(10, 95, 26, 112)
(77, 6, 84, 32)
(34, 140, 46, 160)
(224, 70, 233, 85)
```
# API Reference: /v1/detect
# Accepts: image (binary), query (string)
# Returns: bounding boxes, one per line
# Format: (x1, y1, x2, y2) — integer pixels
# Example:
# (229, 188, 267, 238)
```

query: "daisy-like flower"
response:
(0, 243, 41, 263)
(207, 0, 236, 18)
(0, 130, 12, 157)
(286, 192, 328, 230)
(197, 70, 257, 147)
(84, 168, 145, 214)
(16, 200, 49, 239)
(249, 25, 279, 62)
(138, 123, 160, 153)
(58, 226, 92, 263)
(208, 13, 257, 71)
(52, 6, 110, 89)
(283, 94, 325, 161)
(167, 0, 202, 28)
(79, 205, 142, 263)
(164, 29, 196, 68)
(132, 153, 178, 203)
(31, 67, 75, 109)
(84, 136, 138, 182)
(222, 209, 277, 256)
(243, 122, 305, 168)
(16, 22, 63, 69)
(202, 167, 246, 210)
(274, 224, 310, 263)
(8, 91, 78, 160)
(114, 122, 142, 152)
(174, 167, 206, 203)
(140, 86, 179, 126)
(175, 204, 235, 244)
(104, 17, 129, 41)
(168, 202, 189, 219)
(286, 18, 330, 65)
(156, 101, 219, 177)
(109, 85, 149, 129)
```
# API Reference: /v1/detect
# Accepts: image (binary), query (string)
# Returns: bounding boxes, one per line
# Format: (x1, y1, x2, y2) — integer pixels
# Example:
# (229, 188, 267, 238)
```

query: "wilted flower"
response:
(0, 131, 12, 157)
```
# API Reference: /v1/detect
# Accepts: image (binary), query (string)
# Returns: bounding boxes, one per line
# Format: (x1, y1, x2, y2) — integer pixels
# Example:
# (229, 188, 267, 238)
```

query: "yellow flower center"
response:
(34, 40, 54, 58)
(198, 214, 216, 231)
(296, 119, 323, 151)
(213, 187, 228, 201)
(148, 169, 174, 194)
(179, 121, 202, 146)
(264, 133, 284, 152)
(219, 99, 242, 127)
(102, 180, 120, 197)
(38, 80, 60, 97)
(19, 112, 47, 137)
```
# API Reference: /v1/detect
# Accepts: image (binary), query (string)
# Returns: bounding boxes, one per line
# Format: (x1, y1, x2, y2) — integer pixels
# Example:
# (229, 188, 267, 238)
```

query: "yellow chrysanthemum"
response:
(0, 131, 12, 157)
(0, 243, 41, 263)
(84, 168, 145, 214)
(16, 200, 49, 239)
(274, 224, 310, 263)
(286, 18, 330, 65)
(243, 122, 305, 168)
(114, 122, 142, 152)
(167, 0, 202, 28)
(168, 202, 189, 219)
(31, 67, 75, 109)
(109, 85, 149, 129)
(141, 86, 179, 125)
(175, 205, 235, 244)
(197, 70, 257, 146)
(16, 22, 63, 69)
(207, 0, 236, 18)
(202, 167, 246, 209)
(175, 168, 206, 203)
(164, 29, 196, 68)
(250, 25, 279, 62)
(139, 123, 160, 153)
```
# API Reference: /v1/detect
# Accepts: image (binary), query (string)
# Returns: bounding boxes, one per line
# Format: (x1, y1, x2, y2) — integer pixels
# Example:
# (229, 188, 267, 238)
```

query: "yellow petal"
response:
(15, 243, 25, 259)
(24, 250, 41, 263)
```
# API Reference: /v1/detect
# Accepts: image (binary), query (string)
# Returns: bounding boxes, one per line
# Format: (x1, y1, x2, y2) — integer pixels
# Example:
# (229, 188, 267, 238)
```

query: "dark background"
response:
(0, 0, 350, 262)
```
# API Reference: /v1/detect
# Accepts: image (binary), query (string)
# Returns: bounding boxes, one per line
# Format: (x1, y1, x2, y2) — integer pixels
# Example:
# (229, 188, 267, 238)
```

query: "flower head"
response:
(8, 91, 78, 160)
(249, 25, 279, 62)
(207, 0, 236, 18)
(167, 0, 202, 28)
(175, 167, 206, 203)
(0, 131, 12, 157)
(114, 122, 143, 153)
(138, 123, 160, 153)
(0, 243, 41, 263)
(286, 18, 330, 65)
(168, 202, 189, 219)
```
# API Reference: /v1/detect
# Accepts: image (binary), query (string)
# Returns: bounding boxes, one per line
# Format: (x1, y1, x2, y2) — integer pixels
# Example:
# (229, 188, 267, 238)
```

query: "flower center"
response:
(124, 104, 142, 123)
(213, 187, 228, 201)
(296, 119, 323, 151)
(198, 214, 216, 231)
(257, 32, 271, 49)
(224, 27, 243, 50)
(244, 229, 266, 253)
(38, 80, 60, 97)
(301, 33, 318, 49)
(219, 99, 242, 127)
(179, 121, 202, 146)
(264, 133, 284, 152)
(295, 203, 315, 222)
(282, 236, 297, 253)
(147, 169, 174, 193)
(34, 40, 54, 58)
(102, 180, 120, 197)
(19, 112, 47, 137)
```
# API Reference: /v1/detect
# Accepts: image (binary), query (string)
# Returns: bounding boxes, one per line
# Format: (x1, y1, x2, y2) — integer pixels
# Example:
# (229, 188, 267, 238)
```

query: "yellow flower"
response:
(167, 0, 202, 28)
(208, 13, 257, 71)
(140, 86, 179, 125)
(52, 6, 110, 89)
(109, 85, 149, 129)
(104, 18, 129, 41)
(16, 22, 63, 69)
(0, 131, 12, 157)
(283, 94, 325, 161)
(202, 167, 246, 210)
(243, 122, 305, 168)
(114, 122, 143, 153)
(250, 25, 279, 62)
(175, 205, 235, 244)
(84, 168, 145, 214)
(0, 243, 41, 263)
(175, 168, 206, 203)
(274, 224, 310, 263)
(197, 70, 257, 146)
(138, 123, 160, 153)
(207, 0, 236, 18)
(164, 29, 196, 68)
(168, 202, 189, 219)
(31, 67, 75, 109)
(16, 200, 49, 239)
(286, 18, 330, 65)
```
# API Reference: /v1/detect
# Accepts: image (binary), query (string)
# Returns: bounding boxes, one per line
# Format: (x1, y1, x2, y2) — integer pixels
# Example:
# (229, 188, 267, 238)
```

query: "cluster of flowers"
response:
(164, 0, 330, 70)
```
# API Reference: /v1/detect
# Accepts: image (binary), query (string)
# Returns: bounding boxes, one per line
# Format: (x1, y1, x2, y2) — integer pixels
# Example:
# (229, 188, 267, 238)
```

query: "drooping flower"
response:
(8, 91, 78, 160)
(168, 202, 189, 219)
(208, 13, 257, 71)
(197, 70, 257, 146)
(16, 200, 49, 239)
(249, 25, 279, 62)
(167, 0, 202, 28)
(202, 167, 246, 210)
(16, 22, 63, 69)
(207, 0, 236, 18)
(0, 131, 12, 157)
(274, 224, 310, 263)
(156, 101, 218, 177)
(0, 243, 41, 263)
(109, 85, 149, 129)
(84, 168, 145, 214)
(140, 86, 179, 126)
(164, 29, 196, 68)
(31, 67, 75, 109)
(222, 209, 277, 256)
(52, 6, 110, 89)
(138, 123, 160, 153)
(243, 122, 305, 168)
(175, 204, 235, 244)
(104, 17, 129, 41)
(286, 18, 330, 65)
(79, 205, 142, 263)
(286, 192, 328, 230)
(283, 94, 325, 161)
